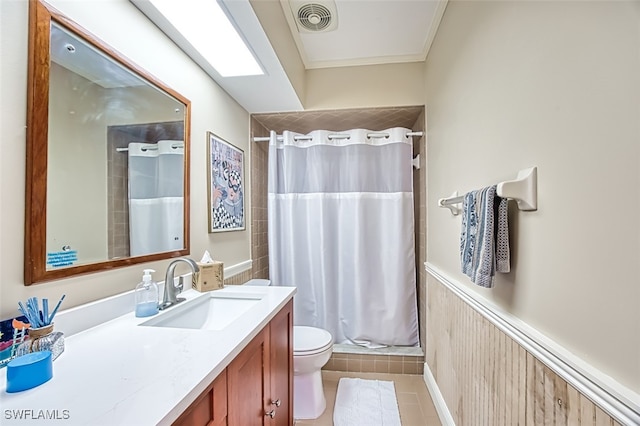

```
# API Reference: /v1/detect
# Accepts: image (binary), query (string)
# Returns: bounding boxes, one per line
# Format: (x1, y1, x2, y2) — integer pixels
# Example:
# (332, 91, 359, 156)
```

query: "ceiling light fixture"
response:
(140, 0, 264, 77)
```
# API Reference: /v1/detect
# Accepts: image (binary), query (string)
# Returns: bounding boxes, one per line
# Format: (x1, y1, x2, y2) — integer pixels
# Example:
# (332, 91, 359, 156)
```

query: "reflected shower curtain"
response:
(128, 140, 183, 257)
(268, 128, 419, 347)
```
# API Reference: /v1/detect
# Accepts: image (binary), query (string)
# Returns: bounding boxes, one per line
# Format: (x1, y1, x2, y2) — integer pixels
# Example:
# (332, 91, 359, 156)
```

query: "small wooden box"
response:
(193, 261, 224, 292)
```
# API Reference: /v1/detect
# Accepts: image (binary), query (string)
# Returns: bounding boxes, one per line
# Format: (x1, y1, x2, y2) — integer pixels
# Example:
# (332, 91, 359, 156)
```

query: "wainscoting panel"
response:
(425, 269, 629, 426)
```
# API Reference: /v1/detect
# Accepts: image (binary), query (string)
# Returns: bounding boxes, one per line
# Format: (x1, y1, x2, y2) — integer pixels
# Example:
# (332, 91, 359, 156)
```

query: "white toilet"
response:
(292, 325, 333, 419)
(244, 279, 334, 420)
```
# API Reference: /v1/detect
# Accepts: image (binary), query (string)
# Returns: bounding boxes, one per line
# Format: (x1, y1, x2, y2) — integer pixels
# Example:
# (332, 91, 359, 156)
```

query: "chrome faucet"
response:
(159, 258, 199, 310)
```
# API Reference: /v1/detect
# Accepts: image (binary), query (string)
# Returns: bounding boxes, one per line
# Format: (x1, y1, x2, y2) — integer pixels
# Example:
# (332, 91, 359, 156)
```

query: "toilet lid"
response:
(294, 326, 333, 355)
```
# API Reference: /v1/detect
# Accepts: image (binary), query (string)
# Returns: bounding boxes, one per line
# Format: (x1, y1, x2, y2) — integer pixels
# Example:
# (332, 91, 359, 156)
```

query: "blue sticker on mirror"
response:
(46, 251, 78, 268)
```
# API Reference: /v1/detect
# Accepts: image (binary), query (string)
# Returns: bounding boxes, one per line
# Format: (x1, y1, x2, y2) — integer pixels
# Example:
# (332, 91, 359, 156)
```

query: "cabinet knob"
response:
(265, 410, 276, 419)
(271, 399, 281, 407)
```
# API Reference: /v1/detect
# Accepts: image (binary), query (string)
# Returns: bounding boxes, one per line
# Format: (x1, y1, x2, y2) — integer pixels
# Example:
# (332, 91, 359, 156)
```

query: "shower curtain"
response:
(128, 140, 184, 257)
(268, 128, 419, 347)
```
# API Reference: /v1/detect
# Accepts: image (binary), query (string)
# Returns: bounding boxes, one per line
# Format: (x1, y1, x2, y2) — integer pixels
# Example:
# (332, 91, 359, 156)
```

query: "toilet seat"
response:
(294, 326, 333, 356)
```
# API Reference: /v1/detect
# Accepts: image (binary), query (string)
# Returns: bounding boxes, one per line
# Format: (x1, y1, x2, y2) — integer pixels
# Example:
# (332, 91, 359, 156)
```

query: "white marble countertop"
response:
(0, 285, 296, 425)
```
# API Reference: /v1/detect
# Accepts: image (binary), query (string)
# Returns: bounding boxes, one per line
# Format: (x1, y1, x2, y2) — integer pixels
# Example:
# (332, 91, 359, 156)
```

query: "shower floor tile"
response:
(294, 371, 441, 426)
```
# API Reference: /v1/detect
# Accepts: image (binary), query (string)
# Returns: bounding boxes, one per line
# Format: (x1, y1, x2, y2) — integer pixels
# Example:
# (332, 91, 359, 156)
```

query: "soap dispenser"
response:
(134, 269, 159, 317)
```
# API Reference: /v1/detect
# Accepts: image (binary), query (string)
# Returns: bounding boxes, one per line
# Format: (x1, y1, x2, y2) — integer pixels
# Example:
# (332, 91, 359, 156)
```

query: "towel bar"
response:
(438, 167, 537, 215)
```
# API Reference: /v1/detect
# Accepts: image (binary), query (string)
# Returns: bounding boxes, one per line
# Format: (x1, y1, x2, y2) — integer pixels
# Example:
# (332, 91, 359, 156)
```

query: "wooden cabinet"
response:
(173, 299, 293, 426)
(269, 300, 293, 426)
(227, 326, 270, 425)
(173, 370, 227, 426)
(228, 299, 293, 425)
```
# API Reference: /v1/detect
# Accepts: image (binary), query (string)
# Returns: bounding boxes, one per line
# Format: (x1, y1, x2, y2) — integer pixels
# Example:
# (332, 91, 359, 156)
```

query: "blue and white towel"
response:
(460, 185, 510, 288)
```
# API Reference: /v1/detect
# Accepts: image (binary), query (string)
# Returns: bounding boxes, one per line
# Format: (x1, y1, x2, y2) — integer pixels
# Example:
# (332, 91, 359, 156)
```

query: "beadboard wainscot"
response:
(423, 263, 639, 426)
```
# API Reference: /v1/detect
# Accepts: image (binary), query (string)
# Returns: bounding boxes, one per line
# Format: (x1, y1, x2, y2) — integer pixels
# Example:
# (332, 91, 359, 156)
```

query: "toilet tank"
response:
(244, 279, 271, 286)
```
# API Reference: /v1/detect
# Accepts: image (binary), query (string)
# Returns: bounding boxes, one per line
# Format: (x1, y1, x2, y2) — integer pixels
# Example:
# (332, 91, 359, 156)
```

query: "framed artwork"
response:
(207, 132, 245, 232)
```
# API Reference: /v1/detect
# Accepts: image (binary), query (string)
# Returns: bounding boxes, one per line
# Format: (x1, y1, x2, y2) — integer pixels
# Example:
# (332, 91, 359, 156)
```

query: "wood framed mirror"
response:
(25, 0, 191, 285)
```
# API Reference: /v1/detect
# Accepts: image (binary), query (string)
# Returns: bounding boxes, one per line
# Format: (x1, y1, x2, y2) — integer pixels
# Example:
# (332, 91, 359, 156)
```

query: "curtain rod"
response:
(116, 143, 184, 152)
(252, 131, 423, 142)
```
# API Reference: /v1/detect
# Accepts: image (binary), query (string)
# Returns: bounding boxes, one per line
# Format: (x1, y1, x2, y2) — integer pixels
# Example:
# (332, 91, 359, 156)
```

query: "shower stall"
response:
(251, 106, 426, 373)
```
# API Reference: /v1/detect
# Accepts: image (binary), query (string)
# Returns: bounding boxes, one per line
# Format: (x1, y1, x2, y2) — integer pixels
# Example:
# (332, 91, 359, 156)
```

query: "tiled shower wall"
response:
(250, 107, 427, 373)
(324, 353, 423, 375)
(250, 117, 270, 280)
(224, 269, 253, 286)
(412, 109, 427, 350)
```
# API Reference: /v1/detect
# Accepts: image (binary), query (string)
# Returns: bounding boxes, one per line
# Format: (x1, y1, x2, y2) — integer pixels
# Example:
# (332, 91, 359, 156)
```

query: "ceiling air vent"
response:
(290, 0, 338, 33)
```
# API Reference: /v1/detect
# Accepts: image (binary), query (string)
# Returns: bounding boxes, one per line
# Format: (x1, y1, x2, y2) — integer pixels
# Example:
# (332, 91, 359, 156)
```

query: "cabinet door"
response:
(227, 327, 271, 426)
(269, 299, 293, 426)
(173, 370, 227, 426)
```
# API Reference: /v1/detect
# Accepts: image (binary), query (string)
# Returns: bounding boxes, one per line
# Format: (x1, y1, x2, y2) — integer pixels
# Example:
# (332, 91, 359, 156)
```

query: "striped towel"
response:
(460, 185, 510, 288)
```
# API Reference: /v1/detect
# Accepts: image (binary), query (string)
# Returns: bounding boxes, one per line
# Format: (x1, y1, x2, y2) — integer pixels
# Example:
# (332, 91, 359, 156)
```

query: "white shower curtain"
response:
(268, 128, 419, 347)
(128, 140, 184, 257)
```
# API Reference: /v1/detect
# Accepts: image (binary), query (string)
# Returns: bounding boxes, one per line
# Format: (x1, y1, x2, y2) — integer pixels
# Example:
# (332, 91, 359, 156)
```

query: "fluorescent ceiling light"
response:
(146, 0, 263, 77)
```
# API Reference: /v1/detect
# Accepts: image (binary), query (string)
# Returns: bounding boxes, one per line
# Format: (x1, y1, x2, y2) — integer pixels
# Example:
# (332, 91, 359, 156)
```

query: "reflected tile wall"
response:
(107, 130, 131, 259)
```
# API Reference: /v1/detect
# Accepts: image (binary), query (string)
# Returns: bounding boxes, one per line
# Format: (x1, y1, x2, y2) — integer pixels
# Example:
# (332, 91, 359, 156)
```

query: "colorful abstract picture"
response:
(207, 132, 245, 232)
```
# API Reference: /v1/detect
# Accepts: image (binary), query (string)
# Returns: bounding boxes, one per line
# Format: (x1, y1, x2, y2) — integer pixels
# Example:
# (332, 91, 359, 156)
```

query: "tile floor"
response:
(294, 371, 442, 426)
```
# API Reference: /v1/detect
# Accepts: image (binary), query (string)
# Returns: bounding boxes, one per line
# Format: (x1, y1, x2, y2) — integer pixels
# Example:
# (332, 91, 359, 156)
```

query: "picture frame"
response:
(207, 132, 245, 232)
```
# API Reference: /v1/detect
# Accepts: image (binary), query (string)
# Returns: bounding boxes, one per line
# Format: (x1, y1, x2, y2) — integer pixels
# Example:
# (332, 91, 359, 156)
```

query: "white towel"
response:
(333, 378, 402, 426)
(460, 185, 510, 288)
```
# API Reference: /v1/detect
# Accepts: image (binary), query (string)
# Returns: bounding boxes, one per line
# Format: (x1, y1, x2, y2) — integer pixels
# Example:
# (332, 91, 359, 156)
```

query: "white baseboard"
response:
(424, 262, 640, 425)
(423, 363, 456, 426)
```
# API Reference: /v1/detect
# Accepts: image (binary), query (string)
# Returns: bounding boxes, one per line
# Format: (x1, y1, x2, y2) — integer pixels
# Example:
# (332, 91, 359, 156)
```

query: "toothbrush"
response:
(17, 301, 28, 320)
(32, 298, 43, 327)
(17, 301, 36, 326)
(47, 294, 66, 324)
(43, 299, 49, 326)
(27, 298, 40, 327)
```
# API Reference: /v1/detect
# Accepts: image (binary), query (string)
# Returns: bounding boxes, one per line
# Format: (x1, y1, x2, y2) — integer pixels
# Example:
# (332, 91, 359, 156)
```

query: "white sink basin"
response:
(140, 292, 263, 331)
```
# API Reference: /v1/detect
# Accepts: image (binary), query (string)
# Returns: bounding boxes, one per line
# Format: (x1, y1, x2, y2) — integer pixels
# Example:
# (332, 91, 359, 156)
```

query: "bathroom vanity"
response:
(0, 285, 296, 425)
(175, 298, 293, 425)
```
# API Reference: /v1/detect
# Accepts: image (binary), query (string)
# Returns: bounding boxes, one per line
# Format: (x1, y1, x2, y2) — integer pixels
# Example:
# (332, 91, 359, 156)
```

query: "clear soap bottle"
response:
(134, 269, 159, 317)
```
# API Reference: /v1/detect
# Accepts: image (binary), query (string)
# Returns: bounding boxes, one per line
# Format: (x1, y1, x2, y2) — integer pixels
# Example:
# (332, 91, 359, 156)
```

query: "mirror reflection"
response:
(26, 0, 191, 284)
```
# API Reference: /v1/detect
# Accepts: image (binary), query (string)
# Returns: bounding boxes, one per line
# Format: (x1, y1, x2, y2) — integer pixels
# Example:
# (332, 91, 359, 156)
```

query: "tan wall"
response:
(305, 62, 425, 110)
(0, 0, 252, 318)
(249, 1, 425, 111)
(249, 0, 306, 104)
(424, 0, 639, 395)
